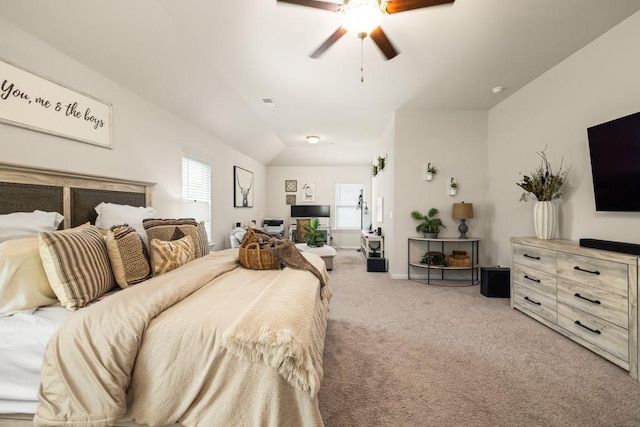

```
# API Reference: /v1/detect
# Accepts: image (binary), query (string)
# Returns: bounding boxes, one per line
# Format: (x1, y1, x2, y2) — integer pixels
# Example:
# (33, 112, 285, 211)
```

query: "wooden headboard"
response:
(0, 162, 155, 228)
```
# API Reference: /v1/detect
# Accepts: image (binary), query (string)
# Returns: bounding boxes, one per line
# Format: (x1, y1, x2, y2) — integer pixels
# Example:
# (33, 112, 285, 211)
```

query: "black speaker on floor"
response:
(367, 257, 387, 272)
(480, 267, 510, 298)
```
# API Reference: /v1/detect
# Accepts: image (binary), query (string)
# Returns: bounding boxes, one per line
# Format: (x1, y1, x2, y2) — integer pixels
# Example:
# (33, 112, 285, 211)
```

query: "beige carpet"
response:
(319, 249, 640, 427)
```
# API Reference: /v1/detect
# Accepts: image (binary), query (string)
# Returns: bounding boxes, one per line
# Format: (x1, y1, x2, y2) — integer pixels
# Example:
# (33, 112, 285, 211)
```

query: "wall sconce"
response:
(452, 202, 474, 239)
(448, 178, 458, 196)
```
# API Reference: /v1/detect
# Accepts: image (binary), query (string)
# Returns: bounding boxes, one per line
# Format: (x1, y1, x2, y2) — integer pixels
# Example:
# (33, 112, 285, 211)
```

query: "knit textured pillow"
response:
(143, 218, 206, 258)
(105, 225, 151, 288)
(149, 235, 195, 276)
(39, 225, 115, 311)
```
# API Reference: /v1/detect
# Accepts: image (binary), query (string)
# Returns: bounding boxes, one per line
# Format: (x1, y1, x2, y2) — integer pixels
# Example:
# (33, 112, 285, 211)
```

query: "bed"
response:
(0, 162, 331, 427)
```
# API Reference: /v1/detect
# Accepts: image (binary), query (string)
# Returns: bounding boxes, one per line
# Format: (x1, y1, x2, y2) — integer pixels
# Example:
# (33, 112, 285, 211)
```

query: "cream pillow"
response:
(0, 210, 64, 243)
(149, 235, 195, 276)
(0, 237, 58, 316)
(39, 225, 115, 311)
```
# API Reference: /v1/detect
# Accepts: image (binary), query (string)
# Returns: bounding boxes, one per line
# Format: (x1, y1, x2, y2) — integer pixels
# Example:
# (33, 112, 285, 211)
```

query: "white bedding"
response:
(0, 305, 69, 414)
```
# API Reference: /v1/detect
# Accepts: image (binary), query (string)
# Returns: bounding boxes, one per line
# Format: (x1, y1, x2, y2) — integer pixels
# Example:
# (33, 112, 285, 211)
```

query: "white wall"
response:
(487, 10, 640, 266)
(266, 166, 371, 248)
(0, 18, 265, 250)
(390, 111, 489, 277)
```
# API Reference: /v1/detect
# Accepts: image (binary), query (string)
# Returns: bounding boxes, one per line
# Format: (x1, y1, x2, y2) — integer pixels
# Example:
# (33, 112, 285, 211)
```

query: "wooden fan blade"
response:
(384, 0, 454, 14)
(370, 27, 399, 60)
(277, 0, 342, 12)
(310, 27, 348, 58)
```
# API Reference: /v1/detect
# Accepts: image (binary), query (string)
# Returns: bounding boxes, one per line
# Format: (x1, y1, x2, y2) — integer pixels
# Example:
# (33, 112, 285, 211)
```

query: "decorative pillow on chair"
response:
(143, 218, 205, 258)
(149, 235, 196, 276)
(296, 217, 311, 243)
(105, 225, 152, 288)
(39, 225, 115, 311)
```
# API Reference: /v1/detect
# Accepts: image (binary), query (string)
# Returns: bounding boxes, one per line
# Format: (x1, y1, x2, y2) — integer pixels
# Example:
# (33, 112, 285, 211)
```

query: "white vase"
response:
(533, 201, 557, 240)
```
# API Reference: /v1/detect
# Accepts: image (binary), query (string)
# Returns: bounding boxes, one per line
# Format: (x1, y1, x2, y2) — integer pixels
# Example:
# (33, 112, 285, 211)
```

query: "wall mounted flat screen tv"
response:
(587, 110, 640, 212)
(290, 205, 330, 217)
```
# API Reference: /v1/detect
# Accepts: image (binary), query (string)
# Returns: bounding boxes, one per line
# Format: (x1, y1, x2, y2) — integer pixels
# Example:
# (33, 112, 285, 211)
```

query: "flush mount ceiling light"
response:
(306, 135, 320, 144)
(491, 86, 505, 94)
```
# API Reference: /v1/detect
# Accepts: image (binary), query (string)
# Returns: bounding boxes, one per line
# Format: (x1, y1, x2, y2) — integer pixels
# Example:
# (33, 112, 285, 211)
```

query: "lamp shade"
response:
(182, 200, 211, 222)
(452, 202, 474, 219)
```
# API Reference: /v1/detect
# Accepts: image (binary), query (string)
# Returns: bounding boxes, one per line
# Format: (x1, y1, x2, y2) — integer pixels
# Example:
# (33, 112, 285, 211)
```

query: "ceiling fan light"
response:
(342, 0, 383, 37)
(306, 135, 320, 144)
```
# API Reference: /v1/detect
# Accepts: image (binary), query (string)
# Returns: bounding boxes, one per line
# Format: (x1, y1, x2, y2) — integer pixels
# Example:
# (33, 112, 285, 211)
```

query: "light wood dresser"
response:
(511, 237, 638, 380)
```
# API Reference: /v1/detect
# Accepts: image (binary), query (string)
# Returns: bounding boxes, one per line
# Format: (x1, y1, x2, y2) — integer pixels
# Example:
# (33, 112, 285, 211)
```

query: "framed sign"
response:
(234, 166, 254, 208)
(0, 58, 112, 148)
(301, 182, 315, 202)
(285, 179, 297, 192)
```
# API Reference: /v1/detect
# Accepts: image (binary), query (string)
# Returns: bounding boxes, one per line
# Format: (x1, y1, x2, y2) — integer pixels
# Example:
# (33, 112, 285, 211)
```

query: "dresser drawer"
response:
(558, 302, 628, 362)
(557, 278, 628, 329)
(557, 252, 628, 298)
(513, 263, 556, 296)
(512, 243, 556, 275)
(513, 284, 557, 324)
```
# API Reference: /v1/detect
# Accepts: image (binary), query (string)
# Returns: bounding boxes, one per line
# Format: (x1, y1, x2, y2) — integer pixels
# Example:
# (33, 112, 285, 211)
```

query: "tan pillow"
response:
(196, 221, 210, 257)
(39, 225, 115, 311)
(0, 237, 58, 316)
(149, 235, 195, 276)
(105, 225, 151, 288)
(143, 218, 204, 257)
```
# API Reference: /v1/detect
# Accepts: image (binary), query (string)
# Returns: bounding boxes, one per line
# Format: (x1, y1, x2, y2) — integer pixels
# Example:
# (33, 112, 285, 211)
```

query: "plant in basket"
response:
(304, 217, 325, 247)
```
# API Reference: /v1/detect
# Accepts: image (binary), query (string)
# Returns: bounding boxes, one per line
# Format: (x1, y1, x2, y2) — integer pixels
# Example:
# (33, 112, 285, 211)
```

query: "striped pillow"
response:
(39, 225, 115, 310)
(149, 235, 195, 276)
(105, 225, 151, 288)
(143, 218, 206, 258)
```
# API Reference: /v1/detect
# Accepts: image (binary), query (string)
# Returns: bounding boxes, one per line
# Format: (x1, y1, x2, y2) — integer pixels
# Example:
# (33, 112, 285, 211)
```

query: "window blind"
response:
(335, 183, 363, 230)
(182, 156, 211, 239)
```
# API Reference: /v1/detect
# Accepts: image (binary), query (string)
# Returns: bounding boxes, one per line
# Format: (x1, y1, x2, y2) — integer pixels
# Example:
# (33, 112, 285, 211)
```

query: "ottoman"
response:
(295, 243, 337, 270)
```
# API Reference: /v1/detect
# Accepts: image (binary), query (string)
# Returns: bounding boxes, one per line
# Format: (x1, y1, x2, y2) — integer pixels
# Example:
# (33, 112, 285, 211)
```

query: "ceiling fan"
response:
(277, 0, 455, 60)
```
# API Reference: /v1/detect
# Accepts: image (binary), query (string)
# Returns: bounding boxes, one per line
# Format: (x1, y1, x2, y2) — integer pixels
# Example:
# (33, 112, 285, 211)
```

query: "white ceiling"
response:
(2, 0, 640, 166)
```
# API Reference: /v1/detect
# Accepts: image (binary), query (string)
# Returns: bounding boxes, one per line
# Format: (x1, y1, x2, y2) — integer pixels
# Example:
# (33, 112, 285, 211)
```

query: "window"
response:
(182, 156, 211, 239)
(335, 183, 364, 230)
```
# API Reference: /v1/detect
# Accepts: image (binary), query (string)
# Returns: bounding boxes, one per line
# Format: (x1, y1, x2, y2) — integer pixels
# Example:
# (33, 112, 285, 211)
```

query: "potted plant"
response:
(516, 147, 570, 239)
(377, 156, 386, 171)
(411, 208, 446, 238)
(424, 163, 437, 181)
(372, 164, 378, 177)
(304, 217, 325, 247)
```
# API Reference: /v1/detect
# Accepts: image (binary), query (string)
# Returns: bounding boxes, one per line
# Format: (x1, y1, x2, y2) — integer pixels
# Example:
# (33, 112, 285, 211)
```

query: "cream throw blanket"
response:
(223, 251, 331, 396)
(34, 249, 330, 427)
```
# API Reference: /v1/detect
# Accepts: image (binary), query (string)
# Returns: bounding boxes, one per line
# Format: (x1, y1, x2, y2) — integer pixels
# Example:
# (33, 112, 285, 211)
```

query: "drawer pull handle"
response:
(574, 293, 601, 305)
(524, 275, 541, 283)
(524, 296, 541, 306)
(574, 266, 601, 275)
(524, 254, 541, 260)
(574, 320, 601, 335)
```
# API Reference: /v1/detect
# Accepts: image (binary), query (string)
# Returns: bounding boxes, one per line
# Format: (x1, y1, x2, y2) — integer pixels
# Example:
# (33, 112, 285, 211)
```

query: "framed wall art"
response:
(0, 58, 113, 149)
(286, 194, 296, 205)
(285, 179, 297, 192)
(234, 166, 254, 208)
(301, 182, 315, 202)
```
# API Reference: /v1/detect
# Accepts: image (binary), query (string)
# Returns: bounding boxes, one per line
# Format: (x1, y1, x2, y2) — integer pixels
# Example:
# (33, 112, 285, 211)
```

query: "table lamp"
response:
(182, 200, 211, 223)
(452, 202, 474, 239)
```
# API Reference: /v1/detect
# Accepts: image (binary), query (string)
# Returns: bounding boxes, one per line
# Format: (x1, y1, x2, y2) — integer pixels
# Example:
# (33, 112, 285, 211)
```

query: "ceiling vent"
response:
(261, 97, 277, 108)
